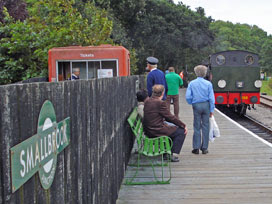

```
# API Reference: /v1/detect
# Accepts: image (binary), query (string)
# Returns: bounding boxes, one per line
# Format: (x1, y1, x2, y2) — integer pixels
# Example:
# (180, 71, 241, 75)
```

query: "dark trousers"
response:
(169, 127, 186, 154)
(166, 95, 179, 118)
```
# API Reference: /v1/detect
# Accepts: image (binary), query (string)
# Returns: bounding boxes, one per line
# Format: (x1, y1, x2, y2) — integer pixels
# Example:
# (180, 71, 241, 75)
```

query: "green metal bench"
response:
(125, 107, 172, 185)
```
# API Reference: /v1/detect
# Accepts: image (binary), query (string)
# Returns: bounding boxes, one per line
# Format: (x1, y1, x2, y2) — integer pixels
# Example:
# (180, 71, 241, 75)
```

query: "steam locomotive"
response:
(208, 50, 262, 115)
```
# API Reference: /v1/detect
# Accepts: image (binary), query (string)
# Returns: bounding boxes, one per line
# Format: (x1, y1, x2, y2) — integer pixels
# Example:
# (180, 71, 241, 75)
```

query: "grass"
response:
(260, 80, 272, 96)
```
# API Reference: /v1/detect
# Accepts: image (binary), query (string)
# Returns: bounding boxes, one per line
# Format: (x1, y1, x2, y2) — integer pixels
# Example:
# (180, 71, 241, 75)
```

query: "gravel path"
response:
(246, 104, 272, 129)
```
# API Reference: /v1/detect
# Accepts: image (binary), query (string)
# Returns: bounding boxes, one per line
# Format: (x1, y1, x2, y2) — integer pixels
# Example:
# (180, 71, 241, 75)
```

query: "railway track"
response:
(218, 106, 272, 143)
(236, 115, 272, 143)
(260, 95, 272, 108)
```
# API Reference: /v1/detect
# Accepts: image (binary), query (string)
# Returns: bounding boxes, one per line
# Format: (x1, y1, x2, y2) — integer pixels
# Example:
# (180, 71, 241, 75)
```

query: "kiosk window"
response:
(88, 61, 100, 79)
(102, 61, 117, 76)
(72, 62, 87, 79)
(57, 60, 118, 81)
(58, 62, 70, 81)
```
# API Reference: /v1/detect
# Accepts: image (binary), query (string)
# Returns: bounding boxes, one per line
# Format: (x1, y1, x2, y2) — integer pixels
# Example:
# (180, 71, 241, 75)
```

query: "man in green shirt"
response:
(165, 67, 183, 118)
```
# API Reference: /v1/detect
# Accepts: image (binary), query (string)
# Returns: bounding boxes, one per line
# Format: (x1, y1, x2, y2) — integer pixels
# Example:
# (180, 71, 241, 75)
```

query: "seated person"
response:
(143, 84, 187, 162)
(72, 68, 80, 80)
(136, 89, 148, 118)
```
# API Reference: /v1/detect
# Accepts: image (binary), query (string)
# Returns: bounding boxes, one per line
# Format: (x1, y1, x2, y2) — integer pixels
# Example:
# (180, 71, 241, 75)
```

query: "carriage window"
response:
(245, 55, 254, 65)
(216, 55, 225, 65)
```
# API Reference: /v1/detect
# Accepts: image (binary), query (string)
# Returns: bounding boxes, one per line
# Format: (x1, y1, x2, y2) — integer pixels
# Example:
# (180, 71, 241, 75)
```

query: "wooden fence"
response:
(0, 76, 145, 204)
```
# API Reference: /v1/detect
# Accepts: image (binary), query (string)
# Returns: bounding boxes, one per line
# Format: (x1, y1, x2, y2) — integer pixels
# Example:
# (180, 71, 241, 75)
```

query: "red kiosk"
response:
(48, 45, 130, 82)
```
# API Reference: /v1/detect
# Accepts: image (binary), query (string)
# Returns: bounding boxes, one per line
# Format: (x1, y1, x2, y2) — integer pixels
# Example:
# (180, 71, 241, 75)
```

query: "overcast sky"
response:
(174, 0, 272, 35)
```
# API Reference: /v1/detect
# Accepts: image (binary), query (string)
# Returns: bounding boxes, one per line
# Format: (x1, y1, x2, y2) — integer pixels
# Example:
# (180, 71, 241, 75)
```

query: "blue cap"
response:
(146, 57, 158, 65)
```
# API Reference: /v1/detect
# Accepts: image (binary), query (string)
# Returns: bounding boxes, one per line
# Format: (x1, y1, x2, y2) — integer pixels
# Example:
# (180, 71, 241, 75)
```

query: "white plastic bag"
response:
(209, 115, 220, 142)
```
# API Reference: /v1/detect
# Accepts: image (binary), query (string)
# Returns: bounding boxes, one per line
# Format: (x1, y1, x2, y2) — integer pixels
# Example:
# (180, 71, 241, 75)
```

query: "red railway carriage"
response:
(48, 45, 130, 82)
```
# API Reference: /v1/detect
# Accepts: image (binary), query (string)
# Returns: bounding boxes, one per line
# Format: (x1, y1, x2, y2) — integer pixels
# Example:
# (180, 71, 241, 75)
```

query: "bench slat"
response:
(159, 137, 166, 154)
(143, 137, 149, 155)
(154, 139, 159, 156)
(165, 137, 172, 154)
(148, 139, 154, 156)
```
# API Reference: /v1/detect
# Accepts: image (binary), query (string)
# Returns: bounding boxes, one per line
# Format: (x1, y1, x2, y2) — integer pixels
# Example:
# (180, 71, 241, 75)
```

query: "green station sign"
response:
(10, 100, 70, 193)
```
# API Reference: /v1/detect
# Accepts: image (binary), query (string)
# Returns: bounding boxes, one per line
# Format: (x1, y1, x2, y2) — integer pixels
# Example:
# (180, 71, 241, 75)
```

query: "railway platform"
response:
(117, 89, 272, 204)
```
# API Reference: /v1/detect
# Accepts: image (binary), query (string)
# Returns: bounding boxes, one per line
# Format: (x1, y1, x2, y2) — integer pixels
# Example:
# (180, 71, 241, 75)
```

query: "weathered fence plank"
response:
(0, 76, 144, 204)
(0, 85, 21, 203)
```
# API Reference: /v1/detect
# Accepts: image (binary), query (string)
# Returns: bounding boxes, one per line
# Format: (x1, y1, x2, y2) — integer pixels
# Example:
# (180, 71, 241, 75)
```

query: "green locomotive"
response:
(209, 50, 262, 115)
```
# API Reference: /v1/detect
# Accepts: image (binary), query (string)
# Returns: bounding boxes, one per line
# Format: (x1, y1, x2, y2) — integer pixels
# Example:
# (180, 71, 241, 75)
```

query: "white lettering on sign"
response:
(48, 134, 52, 155)
(40, 139, 44, 161)
(80, 53, 94, 58)
(20, 150, 26, 177)
(56, 129, 60, 149)
(19, 123, 68, 178)
(35, 142, 40, 166)
(44, 137, 48, 158)
(26, 146, 34, 173)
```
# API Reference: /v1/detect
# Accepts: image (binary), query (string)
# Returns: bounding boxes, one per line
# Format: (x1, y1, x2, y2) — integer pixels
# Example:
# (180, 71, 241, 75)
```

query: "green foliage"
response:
(0, 8, 34, 84)
(2, 0, 272, 84)
(93, 0, 146, 30)
(89, 0, 147, 70)
(210, 20, 272, 74)
(92, 0, 214, 74)
(268, 78, 272, 90)
(129, 48, 139, 75)
(127, 0, 214, 73)
(0, 0, 28, 22)
(0, 0, 113, 84)
(261, 80, 272, 95)
(259, 38, 272, 74)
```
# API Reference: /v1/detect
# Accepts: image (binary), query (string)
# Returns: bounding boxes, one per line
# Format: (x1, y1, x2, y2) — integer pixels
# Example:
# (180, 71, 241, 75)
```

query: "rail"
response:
(260, 95, 272, 108)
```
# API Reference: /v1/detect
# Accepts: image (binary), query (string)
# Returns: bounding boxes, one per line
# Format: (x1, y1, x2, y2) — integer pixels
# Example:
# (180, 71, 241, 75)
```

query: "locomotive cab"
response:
(209, 50, 261, 115)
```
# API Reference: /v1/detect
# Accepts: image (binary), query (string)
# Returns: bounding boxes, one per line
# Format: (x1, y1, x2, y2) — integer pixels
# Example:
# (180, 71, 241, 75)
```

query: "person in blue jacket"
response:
(146, 56, 168, 100)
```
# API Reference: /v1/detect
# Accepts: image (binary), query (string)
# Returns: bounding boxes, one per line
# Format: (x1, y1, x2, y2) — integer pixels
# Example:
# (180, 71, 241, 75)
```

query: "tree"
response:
(0, 0, 28, 22)
(210, 20, 267, 53)
(210, 20, 272, 74)
(0, 0, 113, 84)
(92, 0, 146, 30)
(129, 0, 214, 73)
(259, 38, 272, 74)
